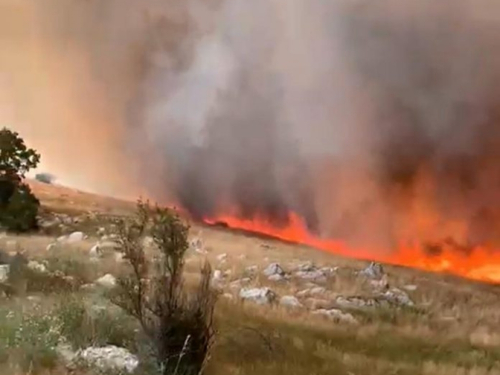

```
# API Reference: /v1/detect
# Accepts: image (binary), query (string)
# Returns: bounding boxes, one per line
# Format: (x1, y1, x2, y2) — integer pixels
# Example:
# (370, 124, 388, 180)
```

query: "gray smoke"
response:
(3, 0, 500, 249)
(133, 0, 500, 249)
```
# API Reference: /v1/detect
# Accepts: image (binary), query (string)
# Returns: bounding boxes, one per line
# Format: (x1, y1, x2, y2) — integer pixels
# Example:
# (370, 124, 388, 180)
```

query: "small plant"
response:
(110, 201, 218, 375)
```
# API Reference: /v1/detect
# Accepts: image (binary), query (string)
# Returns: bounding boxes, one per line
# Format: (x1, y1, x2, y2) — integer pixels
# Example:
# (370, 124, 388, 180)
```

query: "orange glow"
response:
(204, 212, 500, 284)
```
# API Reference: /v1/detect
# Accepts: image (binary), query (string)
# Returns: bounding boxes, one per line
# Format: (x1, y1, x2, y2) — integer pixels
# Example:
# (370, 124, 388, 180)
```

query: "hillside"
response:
(0, 181, 499, 375)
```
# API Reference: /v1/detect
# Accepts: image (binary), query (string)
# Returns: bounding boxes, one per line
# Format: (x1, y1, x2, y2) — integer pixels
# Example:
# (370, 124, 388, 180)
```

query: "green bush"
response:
(0, 127, 41, 233)
(0, 183, 40, 233)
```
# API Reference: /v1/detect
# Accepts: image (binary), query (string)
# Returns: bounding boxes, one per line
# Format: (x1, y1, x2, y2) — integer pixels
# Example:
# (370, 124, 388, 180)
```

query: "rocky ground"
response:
(0, 181, 499, 374)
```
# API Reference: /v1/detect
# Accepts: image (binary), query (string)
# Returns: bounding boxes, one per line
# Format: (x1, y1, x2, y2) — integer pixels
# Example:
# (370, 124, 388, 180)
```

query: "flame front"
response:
(205, 212, 500, 284)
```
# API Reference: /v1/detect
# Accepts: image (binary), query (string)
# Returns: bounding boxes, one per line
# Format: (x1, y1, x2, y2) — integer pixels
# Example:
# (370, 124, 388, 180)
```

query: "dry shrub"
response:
(110, 201, 217, 375)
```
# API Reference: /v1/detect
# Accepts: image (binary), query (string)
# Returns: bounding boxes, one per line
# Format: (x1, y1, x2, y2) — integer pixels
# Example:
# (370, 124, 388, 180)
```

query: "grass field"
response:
(0, 181, 499, 375)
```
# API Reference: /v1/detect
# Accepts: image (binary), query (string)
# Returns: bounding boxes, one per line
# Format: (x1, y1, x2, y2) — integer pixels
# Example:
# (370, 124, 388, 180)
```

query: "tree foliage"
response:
(111, 201, 217, 375)
(0, 127, 40, 232)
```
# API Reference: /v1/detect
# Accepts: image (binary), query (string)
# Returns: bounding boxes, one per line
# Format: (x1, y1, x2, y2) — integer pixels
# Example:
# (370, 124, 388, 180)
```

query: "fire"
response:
(204, 212, 500, 284)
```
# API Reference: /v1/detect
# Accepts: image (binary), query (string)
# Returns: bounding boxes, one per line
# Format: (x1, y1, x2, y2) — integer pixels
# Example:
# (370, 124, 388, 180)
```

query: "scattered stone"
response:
(95, 274, 117, 289)
(313, 309, 359, 324)
(310, 286, 326, 295)
(239, 287, 277, 305)
(67, 232, 86, 243)
(114, 252, 124, 263)
(0, 265, 10, 283)
(212, 270, 224, 285)
(381, 288, 414, 307)
(268, 274, 287, 282)
(100, 241, 120, 250)
(27, 261, 48, 273)
(280, 296, 302, 308)
(370, 275, 389, 290)
(360, 262, 385, 279)
(89, 244, 102, 258)
(57, 235, 67, 243)
(142, 236, 154, 247)
(403, 284, 418, 292)
(335, 296, 381, 309)
(77, 346, 139, 374)
(320, 266, 338, 276)
(295, 269, 327, 283)
(263, 263, 286, 277)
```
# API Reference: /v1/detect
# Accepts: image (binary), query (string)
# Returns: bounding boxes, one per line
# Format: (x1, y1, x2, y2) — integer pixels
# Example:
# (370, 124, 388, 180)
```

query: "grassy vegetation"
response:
(0, 182, 499, 374)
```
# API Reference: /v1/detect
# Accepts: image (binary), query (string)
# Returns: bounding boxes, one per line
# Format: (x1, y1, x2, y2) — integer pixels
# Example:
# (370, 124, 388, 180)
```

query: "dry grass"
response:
(0, 182, 499, 374)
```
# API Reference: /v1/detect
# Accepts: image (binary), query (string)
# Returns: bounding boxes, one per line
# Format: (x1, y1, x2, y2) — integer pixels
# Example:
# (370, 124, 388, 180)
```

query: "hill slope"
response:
(0, 181, 498, 375)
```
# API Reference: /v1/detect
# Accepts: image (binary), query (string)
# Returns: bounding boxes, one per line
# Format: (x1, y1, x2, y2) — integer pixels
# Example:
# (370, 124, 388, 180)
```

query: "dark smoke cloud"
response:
(2, 0, 500, 249)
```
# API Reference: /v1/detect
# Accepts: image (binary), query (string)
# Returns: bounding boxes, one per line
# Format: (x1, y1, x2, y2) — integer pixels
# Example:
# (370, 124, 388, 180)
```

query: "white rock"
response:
(403, 284, 418, 292)
(370, 275, 389, 290)
(96, 274, 117, 288)
(57, 235, 68, 243)
(89, 244, 102, 258)
(280, 296, 302, 308)
(382, 288, 414, 307)
(28, 261, 47, 273)
(142, 236, 154, 247)
(67, 232, 85, 243)
(77, 346, 139, 374)
(0, 265, 10, 283)
(263, 263, 285, 277)
(268, 274, 286, 282)
(239, 287, 276, 305)
(313, 309, 359, 324)
(335, 296, 377, 309)
(46, 243, 56, 252)
(310, 287, 326, 295)
(295, 270, 327, 283)
(360, 262, 384, 279)
(114, 252, 125, 263)
(213, 270, 224, 282)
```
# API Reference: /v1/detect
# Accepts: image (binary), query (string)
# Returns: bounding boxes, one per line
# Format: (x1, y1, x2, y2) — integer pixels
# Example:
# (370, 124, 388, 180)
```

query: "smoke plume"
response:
(2, 0, 500, 250)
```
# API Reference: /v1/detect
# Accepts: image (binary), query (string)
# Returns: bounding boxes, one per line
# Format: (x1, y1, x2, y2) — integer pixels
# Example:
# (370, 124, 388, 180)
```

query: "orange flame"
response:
(204, 212, 500, 284)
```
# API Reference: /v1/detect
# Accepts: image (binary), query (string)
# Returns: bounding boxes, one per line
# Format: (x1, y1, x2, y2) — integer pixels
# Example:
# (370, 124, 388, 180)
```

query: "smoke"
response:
(2, 0, 500, 249)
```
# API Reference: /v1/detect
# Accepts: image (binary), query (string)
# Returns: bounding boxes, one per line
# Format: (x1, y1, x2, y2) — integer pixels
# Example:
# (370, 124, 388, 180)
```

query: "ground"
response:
(0, 180, 499, 375)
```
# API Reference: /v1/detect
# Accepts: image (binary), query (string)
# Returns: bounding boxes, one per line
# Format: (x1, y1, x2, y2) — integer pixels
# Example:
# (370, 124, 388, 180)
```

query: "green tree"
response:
(0, 127, 41, 232)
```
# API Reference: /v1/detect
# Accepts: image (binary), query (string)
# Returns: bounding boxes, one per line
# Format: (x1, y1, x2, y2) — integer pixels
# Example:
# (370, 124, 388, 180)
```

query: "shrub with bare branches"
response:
(110, 201, 217, 375)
